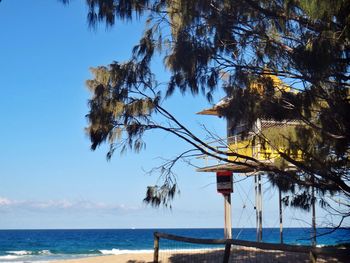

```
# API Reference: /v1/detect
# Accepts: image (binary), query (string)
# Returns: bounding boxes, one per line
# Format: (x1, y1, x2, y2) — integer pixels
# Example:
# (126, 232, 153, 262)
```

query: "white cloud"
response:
(0, 197, 12, 206)
(0, 196, 137, 212)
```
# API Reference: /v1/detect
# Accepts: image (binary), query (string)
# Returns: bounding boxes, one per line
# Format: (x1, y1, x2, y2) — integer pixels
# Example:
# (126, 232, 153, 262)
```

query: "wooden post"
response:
(309, 250, 317, 263)
(279, 189, 283, 244)
(255, 175, 259, 242)
(216, 171, 233, 239)
(311, 178, 316, 247)
(153, 232, 159, 263)
(258, 174, 263, 242)
(254, 173, 263, 242)
(223, 243, 232, 263)
(224, 194, 232, 239)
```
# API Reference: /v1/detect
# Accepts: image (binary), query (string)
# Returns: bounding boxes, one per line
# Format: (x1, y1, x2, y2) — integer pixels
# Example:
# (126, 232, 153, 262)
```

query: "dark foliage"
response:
(66, 1, 349, 220)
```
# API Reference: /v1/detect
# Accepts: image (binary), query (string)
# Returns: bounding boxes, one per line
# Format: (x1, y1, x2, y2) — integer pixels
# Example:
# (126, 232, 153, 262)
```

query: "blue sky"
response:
(0, 0, 329, 230)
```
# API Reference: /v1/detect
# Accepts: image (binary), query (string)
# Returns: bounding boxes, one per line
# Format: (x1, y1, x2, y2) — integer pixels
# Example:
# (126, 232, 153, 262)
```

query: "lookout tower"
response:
(197, 75, 316, 244)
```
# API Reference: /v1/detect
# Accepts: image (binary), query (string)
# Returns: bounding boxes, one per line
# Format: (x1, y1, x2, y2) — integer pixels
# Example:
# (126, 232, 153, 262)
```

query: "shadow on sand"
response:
(134, 248, 348, 263)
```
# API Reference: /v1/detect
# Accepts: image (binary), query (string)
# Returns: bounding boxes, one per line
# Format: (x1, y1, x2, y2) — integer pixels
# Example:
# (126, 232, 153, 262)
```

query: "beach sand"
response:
(51, 248, 346, 263)
(51, 252, 154, 263)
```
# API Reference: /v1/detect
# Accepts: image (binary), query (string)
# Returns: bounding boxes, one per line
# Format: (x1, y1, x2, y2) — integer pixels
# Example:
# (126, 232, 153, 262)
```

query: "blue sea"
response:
(0, 228, 349, 262)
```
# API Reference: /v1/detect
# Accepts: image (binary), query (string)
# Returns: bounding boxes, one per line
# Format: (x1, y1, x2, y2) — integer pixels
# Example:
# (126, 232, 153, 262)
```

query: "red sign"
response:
(216, 171, 233, 194)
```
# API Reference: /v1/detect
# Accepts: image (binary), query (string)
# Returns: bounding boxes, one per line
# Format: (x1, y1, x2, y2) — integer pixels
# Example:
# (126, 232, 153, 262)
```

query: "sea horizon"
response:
(1, 226, 348, 230)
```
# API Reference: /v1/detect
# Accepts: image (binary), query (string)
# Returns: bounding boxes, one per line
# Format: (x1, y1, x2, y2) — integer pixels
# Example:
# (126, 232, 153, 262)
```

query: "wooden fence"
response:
(153, 232, 349, 263)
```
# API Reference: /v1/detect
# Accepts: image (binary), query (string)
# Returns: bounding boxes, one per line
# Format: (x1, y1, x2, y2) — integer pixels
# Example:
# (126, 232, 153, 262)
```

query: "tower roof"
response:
(197, 97, 229, 116)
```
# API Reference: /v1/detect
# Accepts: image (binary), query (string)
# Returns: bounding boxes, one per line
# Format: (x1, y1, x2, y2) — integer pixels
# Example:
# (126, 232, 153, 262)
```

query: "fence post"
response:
(223, 242, 231, 263)
(153, 232, 159, 263)
(309, 250, 317, 263)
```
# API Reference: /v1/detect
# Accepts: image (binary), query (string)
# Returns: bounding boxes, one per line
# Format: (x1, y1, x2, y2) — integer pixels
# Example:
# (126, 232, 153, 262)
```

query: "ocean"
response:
(0, 228, 349, 262)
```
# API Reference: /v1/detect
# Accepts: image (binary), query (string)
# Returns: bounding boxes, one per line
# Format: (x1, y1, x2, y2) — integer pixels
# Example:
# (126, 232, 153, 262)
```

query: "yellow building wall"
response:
(228, 140, 302, 162)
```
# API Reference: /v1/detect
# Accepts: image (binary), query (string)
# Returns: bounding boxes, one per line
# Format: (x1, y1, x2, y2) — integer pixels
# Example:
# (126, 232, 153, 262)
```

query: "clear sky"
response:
(0, 0, 326, 231)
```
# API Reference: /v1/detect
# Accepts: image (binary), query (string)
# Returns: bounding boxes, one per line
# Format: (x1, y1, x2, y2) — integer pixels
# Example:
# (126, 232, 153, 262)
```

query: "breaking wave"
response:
(99, 249, 153, 255)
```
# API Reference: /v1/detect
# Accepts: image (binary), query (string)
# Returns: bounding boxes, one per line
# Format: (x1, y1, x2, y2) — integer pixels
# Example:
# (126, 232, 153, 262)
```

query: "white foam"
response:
(39, 250, 52, 255)
(0, 255, 22, 259)
(6, 249, 52, 256)
(99, 249, 153, 255)
(6, 250, 31, 255)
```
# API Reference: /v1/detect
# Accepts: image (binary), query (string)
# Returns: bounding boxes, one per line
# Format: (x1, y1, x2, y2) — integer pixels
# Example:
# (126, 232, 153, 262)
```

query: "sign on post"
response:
(216, 171, 233, 194)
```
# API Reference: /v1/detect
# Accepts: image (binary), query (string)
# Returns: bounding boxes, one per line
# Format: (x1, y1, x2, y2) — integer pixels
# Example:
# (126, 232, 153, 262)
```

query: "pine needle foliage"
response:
(62, 0, 350, 217)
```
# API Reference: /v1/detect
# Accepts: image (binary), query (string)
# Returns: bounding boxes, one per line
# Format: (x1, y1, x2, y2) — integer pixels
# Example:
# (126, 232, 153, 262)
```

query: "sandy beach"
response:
(51, 248, 346, 263)
(51, 252, 154, 263)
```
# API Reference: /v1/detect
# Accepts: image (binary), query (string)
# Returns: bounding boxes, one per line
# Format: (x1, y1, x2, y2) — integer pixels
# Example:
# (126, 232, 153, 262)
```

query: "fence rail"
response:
(153, 232, 349, 263)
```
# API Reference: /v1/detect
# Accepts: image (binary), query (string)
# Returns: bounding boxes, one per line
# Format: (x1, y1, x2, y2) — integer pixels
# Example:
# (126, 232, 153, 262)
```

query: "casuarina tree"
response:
(60, 0, 349, 225)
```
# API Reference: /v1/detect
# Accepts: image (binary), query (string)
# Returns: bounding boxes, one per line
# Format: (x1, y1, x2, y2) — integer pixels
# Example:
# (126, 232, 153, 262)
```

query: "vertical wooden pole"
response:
(311, 176, 316, 247)
(309, 250, 317, 263)
(279, 188, 283, 244)
(224, 194, 232, 239)
(255, 175, 259, 242)
(223, 243, 232, 263)
(258, 174, 263, 242)
(153, 232, 159, 263)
